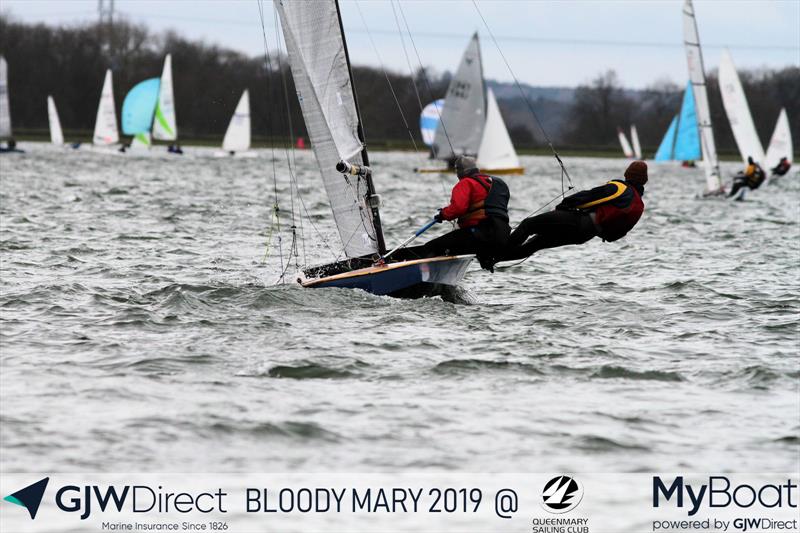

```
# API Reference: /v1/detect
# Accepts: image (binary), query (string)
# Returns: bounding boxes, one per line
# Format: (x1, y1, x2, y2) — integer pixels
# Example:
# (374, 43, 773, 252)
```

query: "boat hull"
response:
(300, 255, 473, 297)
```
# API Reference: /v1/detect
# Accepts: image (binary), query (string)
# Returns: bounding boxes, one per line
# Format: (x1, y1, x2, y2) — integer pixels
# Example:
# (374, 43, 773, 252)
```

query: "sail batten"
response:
(682, 0, 722, 193)
(93, 70, 119, 146)
(432, 33, 486, 161)
(277, 0, 379, 258)
(47, 96, 64, 145)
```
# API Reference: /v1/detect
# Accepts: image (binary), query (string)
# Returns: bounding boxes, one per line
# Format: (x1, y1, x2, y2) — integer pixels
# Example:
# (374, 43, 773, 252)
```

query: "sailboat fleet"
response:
(0, 1, 794, 296)
(419, 33, 523, 175)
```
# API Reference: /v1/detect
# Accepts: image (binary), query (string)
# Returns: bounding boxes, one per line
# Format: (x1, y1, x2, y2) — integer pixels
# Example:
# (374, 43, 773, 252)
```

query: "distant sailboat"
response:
(630, 125, 642, 160)
(421, 33, 522, 175)
(0, 56, 12, 142)
(277, 0, 472, 297)
(121, 78, 160, 151)
(764, 108, 792, 172)
(93, 69, 119, 146)
(683, 0, 724, 195)
(47, 96, 64, 145)
(718, 49, 764, 166)
(618, 128, 634, 158)
(216, 89, 255, 157)
(419, 99, 444, 147)
(152, 54, 178, 147)
(654, 81, 701, 162)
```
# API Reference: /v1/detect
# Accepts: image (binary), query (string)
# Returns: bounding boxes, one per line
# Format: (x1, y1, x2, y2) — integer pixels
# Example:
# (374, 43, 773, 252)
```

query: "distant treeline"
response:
(1, 16, 797, 155)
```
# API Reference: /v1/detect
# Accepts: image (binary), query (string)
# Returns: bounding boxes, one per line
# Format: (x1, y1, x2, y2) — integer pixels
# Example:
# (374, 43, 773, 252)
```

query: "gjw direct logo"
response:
(4, 477, 50, 519)
(540, 475, 584, 514)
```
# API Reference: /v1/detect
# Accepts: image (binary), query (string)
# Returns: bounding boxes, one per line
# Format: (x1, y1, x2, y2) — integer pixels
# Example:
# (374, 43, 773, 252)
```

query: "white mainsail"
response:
(618, 128, 634, 158)
(477, 88, 520, 170)
(131, 132, 151, 151)
(0, 56, 11, 139)
(432, 32, 485, 161)
(765, 108, 792, 170)
(683, 0, 723, 193)
(47, 96, 64, 145)
(93, 69, 119, 146)
(631, 125, 642, 159)
(222, 90, 251, 152)
(718, 49, 764, 165)
(152, 54, 177, 141)
(277, 0, 379, 258)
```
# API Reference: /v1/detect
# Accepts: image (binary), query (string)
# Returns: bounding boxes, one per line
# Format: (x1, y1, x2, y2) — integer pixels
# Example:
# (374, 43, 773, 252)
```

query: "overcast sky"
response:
(2, 0, 798, 88)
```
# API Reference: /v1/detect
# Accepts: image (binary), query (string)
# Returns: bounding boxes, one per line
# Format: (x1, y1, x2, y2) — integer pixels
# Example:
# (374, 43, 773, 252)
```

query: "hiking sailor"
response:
(770, 157, 791, 179)
(728, 156, 766, 198)
(495, 160, 647, 263)
(422, 155, 511, 271)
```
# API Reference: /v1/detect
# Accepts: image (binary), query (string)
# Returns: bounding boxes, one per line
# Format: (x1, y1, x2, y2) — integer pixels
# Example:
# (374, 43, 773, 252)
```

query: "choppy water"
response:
(1, 144, 798, 476)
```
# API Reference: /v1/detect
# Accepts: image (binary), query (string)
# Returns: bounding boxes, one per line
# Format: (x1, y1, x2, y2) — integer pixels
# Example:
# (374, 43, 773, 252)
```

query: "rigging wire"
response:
(257, 0, 286, 280)
(471, 0, 576, 215)
(354, 0, 427, 171)
(394, 0, 455, 157)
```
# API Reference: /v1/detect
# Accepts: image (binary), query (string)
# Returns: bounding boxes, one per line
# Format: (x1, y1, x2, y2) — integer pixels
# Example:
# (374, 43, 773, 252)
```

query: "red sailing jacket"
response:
(440, 174, 493, 228)
(559, 180, 645, 242)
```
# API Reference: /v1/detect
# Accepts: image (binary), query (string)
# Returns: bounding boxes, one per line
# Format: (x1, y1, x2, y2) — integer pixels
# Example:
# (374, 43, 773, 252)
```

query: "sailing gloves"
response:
(433, 209, 444, 223)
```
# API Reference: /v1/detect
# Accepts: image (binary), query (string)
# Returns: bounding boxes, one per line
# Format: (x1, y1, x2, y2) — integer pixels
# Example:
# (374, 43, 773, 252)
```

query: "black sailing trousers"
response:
(499, 209, 598, 261)
(422, 217, 510, 260)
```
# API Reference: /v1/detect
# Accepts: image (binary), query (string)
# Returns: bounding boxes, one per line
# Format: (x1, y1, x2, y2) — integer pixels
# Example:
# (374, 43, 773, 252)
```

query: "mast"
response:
(334, 0, 387, 255)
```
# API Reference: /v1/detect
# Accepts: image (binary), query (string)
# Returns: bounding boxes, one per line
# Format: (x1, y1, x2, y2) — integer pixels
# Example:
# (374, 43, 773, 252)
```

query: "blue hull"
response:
(301, 256, 473, 297)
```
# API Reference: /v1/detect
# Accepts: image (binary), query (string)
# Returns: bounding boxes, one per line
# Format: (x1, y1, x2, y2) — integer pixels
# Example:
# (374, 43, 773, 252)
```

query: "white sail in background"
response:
(618, 128, 634, 158)
(0, 56, 11, 139)
(432, 32, 485, 161)
(222, 90, 251, 152)
(93, 69, 119, 146)
(477, 88, 520, 170)
(152, 54, 177, 141)
(131, 132, 151, 151)
(718, 49, 764, 165)
(683, 0, 723, 193)
(765, 108, 792, 170)
(631, 125, 642, 159)
(47, 95, 64, 145)
(277, 0, 379, 258)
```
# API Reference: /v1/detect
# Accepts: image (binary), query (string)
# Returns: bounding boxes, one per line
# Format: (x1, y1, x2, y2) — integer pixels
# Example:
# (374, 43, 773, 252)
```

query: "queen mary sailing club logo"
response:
(540, 475, 584, 514)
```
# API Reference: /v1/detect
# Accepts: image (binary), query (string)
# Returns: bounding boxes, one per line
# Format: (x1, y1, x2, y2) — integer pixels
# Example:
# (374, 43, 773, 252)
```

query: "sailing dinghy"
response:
(683, 0, 724, 195)
(654, 81, 701, 163)
(617, 128, 634, 158)
(47, 96, 64, 145)
(277, 0, 473, 297)
(214, 89, 255, 157)
(764, 108, 792, 179)
(93, 69, 120, 148)
(152, 54, 179, 151)
(419, 33, 523, 175)
(630, 125, 642, 160)
(121, 78, 160, 151)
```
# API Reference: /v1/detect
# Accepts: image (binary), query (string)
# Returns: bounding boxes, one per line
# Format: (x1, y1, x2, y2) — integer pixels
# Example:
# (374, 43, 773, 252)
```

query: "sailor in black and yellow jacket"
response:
(728, 156, 766, 198)
(496, 161, 647, 263)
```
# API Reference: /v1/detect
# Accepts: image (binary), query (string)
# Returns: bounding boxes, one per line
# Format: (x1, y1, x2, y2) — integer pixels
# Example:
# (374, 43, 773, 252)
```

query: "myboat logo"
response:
(4, 477, 50, 519)
(540, 475, 584, 514)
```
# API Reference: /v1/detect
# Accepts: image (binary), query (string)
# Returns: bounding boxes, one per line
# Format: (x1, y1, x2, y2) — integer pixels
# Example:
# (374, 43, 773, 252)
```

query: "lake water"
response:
(1, 145, 797, 498)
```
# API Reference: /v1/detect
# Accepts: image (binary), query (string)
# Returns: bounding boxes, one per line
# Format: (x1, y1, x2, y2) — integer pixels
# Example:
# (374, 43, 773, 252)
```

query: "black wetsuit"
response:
(771, 159, 791, 177)
(500, 180, 645, 261)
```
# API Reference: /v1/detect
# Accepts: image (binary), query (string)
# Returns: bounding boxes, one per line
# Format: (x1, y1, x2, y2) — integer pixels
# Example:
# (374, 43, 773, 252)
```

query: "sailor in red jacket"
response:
(422, 156, 511, 270)
(496, 160, 647, 263)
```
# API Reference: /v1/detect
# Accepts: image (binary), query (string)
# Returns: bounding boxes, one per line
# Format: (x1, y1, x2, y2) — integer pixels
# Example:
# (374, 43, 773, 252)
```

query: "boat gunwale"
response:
(300, 255, 474, 287)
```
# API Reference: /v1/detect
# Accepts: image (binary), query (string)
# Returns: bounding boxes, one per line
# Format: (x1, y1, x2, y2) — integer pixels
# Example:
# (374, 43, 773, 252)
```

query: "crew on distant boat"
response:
(168, 143, 183, 155)
(770, 157, 791, 178)
(728, 156, 766, 198)
(0, 139, 24, 153)
(422, 155, 510, 271)
(495, 161, 647, 264)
